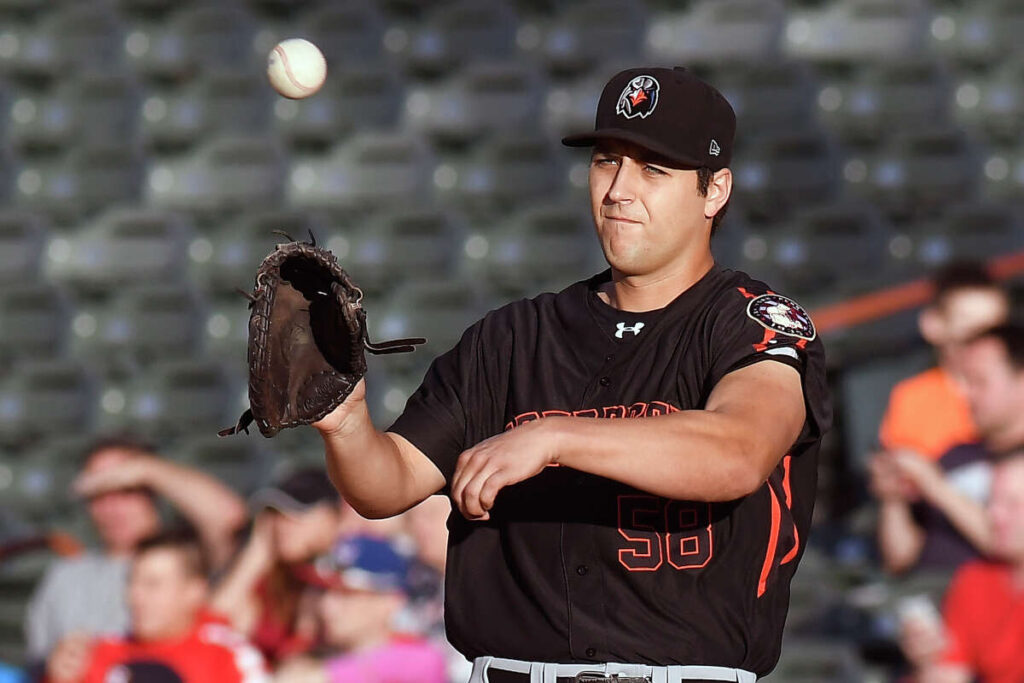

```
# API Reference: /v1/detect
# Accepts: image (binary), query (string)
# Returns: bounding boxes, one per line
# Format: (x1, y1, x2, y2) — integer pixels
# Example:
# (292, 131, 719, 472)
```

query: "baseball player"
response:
(313, 67, 831, 682)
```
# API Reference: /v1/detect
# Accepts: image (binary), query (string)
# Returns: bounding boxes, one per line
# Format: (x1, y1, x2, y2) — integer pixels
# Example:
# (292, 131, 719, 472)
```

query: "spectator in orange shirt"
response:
(877, 262, 1009, 461)
(901, 451, 1024, 683)
(873, 324, 1024, 576)
(45, 528, 266, 683)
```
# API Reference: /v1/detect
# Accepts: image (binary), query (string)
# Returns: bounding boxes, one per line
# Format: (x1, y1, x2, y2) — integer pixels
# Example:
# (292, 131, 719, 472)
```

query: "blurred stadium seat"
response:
(731, 131, 840, 221)
(843, 127, 981, 219)
(815, 59, 953, 143)
(913, 203, 1024, 268)
(44, 206, 193, 292)
(538, 0, 648, 76)
(403, 61, 545, 145)
(0, 359, 95, 446)
(930, 0, 1024, 67)
(13, 143, 142, 220)
(979, 142, 1024, 204)
(8, 72, 141, 151)
(140, 68, 272, 150)
(952, 56, 1024, 144)
(287, 131, 435, 213)
(401, 0, 521, 77)
(69, 284, 208, 378)
(347, 207, 465, 295)
(171, 434, 271, 496)
(646, 0, 785, 66)
(784, 0, 930, 65)
(461, 202, 596, 296)
(146, 135, 285, 215)
(99, 359, 239, 439)
(0, 282, 70, 363)
(1, 3, 124, 80)
(0, 208, 48, 284)
(301, 0, 389, 69)
(714, 61, 817, 137)
(273, 65, 405, 146)
(435, 133, 568, 216)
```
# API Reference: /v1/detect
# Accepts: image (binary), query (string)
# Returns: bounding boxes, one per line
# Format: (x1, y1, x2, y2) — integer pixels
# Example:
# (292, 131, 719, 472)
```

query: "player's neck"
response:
(601, 253, 714, 312)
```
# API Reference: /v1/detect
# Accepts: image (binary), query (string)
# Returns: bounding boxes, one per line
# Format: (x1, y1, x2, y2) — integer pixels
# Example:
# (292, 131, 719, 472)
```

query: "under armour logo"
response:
(709, 139, 721, 157)
(615, 322, 645, 338)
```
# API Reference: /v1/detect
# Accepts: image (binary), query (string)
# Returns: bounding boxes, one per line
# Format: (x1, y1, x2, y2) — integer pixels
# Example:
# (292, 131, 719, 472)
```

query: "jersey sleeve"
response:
(706, 286, 831, 441)
(388, 311, 512, 484)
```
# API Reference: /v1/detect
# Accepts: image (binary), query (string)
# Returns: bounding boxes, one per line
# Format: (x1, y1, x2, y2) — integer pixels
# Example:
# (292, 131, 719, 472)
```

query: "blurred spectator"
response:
(212, 468, 367, 666)
(872, 324, 1024, 575)
(26, 436, 248, 660)
(877, 262, 1009, 461)
(0, 664, 26, 683)
(274, 534, 447, 683)
(900, 451, 1024, 683)
(44, 528, 266, 683)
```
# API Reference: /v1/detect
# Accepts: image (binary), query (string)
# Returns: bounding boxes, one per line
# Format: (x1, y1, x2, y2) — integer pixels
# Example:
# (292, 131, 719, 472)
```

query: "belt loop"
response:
(471, 656, 492, 683)
(650, 667, 669, 683)
(735, 670, 757, 683)
(540, 662, 557, 683)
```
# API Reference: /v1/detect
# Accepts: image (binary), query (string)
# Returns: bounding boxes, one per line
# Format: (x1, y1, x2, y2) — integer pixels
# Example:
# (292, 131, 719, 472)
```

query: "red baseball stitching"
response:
(274, 44, 318, 94)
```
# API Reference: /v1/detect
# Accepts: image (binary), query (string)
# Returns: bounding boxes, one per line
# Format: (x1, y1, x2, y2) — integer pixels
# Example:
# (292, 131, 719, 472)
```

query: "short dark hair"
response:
(970, 323, 1024, 372)
(135, 526, 210, 579)
(79, 433, 156, 471)
(696, 166, 729, 234)
(932, 261, 1001, 306)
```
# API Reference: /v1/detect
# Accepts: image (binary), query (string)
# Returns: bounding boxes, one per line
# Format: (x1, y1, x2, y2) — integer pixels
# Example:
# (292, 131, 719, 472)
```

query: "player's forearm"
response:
(877, 500, 925, 574)
(549, 410, 783, 501)
(316, 403, 440, 518)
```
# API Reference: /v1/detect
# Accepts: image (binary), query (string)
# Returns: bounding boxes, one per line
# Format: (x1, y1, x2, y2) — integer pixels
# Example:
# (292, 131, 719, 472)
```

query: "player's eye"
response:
(592, 156, 618, 167)
(643, 164, 666, 176)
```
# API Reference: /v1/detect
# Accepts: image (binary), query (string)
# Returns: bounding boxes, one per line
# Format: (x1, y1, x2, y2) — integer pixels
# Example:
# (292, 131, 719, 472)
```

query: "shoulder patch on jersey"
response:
(746, 294, 816, 341)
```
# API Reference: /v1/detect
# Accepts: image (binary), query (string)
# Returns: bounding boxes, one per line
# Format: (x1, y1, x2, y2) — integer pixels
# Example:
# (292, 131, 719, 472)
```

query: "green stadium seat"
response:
(0, 282, 70, 362)
(816, 59, 952, 144)
(713, 61, 817, 137)
(403, 62, 545, 145)
(146, 136, 285, 215)
(286, 132, 435, 213)
(9, 71, 140, 152)
(44, 207, 193, 292)
(347, 207, 465, 295)
(953, 57, 1024, 144)
(0, 209, 48, 285)
(645, 0, 785, 66)
(435, 133, 568, 217)
(930, 0, 1024, 67)
(273, 65, 404, 146)
(13, 144, 142, 221)
(69, 284, 207, 377)
(301, 0, 389, 69)
(783, 0, 931, 65)
(0, 360, 95, 446)
(401, 0, 520, 77)
(539, 0, 647, 76)
(3, 4, 124, 79)
(172, 434, 272, 496)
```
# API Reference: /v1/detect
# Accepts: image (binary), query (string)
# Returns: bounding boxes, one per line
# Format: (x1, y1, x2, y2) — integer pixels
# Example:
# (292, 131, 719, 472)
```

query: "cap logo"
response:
(616, 75, 660, 120)
(709, 139, 721, 157)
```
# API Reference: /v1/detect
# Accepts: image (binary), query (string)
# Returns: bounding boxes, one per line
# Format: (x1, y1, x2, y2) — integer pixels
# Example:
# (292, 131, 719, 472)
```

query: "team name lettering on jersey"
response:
(505, 401, 679, 431)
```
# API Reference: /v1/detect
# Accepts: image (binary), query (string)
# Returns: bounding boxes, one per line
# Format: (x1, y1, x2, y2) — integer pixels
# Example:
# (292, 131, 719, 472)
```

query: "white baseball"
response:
(267, 38, 327, 99)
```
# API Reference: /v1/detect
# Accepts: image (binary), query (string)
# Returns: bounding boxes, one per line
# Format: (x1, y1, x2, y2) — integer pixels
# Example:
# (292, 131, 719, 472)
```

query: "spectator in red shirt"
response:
(45, 528, 266, 683)
(902, 450, 1024, 683)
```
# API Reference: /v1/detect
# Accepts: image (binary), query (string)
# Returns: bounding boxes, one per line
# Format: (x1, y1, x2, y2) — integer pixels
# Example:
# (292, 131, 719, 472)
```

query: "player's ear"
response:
(704, 168, 732, 220)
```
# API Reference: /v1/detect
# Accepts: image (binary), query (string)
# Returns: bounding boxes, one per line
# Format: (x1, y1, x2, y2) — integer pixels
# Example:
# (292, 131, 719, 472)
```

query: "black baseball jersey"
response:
(389, 264, 831, 676)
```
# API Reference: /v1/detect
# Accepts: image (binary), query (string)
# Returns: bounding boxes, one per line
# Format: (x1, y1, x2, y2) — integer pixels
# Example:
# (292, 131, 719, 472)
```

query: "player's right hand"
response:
(46, 633, 94, 683)
(311, 378, 368, 438)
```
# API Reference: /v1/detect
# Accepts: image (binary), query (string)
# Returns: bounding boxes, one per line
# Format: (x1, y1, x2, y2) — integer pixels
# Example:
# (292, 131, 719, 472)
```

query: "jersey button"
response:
(576, 564, 589, 576)
(599, 376, 610, 387)
(604, 354, 614, 362)
(585, 648, 597, 658)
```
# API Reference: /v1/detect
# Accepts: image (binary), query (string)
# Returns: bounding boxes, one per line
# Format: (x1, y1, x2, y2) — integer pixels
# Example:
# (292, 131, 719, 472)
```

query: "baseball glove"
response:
(219, 232, 425, 438)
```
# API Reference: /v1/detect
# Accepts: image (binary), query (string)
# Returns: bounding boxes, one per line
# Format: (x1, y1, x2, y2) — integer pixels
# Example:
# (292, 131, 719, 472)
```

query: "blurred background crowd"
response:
(1, 0, 1024, 681)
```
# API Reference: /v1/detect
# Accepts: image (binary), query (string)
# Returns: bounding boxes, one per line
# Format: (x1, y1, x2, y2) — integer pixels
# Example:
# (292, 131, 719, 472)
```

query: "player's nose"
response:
(605, 159, 639, 204)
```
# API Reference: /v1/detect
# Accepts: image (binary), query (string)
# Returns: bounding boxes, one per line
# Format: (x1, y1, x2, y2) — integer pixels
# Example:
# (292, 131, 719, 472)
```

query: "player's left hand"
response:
(451, 419, 559, 520)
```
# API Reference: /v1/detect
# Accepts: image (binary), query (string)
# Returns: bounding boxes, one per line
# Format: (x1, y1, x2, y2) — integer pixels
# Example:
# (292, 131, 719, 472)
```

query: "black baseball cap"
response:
(562, 66, 736, 171)
(249, 467, 339, 515)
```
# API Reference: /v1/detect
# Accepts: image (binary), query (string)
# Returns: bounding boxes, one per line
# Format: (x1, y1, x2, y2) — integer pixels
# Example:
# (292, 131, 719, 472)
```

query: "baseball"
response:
(267, 38, 327, 99)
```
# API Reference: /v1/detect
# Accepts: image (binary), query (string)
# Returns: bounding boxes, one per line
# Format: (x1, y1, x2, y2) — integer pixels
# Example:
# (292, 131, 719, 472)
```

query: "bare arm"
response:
(452, 361, 807, 519)
(74, 455, 249, 569)
(869, 452, 926, 574)
(209, 513, 275, 635)
(313, 380, 446, 519)
(891, 452, 992, 556)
